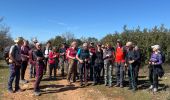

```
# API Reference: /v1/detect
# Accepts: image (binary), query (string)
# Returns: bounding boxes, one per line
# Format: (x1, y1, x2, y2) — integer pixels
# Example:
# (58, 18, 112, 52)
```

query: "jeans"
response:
(59, 58, 65, 77)
(115, 62, 125, 85)
(79, 62, 89, 84)
(8, 64, 21, 90)
(128, 63, 137, 89)
(30, 64, 36, 78)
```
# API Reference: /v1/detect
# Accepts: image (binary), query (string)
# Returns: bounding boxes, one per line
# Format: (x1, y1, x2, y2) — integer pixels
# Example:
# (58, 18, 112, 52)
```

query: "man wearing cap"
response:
(89, 42, 96, 81)
(8, 37, 24, 93)
(33, 43, 45, 96)
(149, 45, 163, 92)
(126, 42, 139, 91)
(114, 39, 126, 88)
(76, 43, 90, 87)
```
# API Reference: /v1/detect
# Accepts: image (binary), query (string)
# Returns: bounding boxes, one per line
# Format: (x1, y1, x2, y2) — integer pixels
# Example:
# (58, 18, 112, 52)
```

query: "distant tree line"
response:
(0, 18, 170, 63)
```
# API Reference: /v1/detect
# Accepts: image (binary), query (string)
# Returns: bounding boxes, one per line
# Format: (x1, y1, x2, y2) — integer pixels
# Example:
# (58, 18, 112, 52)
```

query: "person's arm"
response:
(155, 54, 162, 65)
(9, 46, 19, 64)
(76, 49, 83, 63)
(134, 51, 140, 62)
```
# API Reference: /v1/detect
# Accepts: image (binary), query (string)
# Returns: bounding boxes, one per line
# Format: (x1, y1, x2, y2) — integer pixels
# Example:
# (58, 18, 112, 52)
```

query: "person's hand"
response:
(129, 60, 134, 64)
(90, 53, 93, 56)
(152, 62, 155, 65)
(79, 60, 84, 63)
(149, 62, 151, 64)
(85, 59, 88, 62)
(125, 63, 127, 67)
(27, 56, 30, 58)
(15, 62, 20, 66)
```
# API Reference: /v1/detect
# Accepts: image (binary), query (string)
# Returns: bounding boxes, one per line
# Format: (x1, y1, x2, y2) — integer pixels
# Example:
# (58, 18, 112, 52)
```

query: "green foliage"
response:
(101, 25, 170, 64)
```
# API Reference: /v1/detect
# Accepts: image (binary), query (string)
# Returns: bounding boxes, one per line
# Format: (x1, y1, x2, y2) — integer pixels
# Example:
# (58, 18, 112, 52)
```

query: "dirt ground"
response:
(0, 61, 170, 100)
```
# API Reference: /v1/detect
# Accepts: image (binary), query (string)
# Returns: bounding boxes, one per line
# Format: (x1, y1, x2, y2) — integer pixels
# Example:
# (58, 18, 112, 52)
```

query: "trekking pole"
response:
(84, 60, 87, 85)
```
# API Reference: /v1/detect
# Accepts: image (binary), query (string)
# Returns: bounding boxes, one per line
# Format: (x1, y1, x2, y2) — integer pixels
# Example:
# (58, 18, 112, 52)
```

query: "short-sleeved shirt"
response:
(9, 44, 21, 62)
(67, 47, 77, 58)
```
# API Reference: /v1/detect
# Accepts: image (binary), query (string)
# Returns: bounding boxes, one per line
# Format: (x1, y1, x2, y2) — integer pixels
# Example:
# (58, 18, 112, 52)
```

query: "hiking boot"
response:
(128, 87, 132, 90)
(15, 88, 23, 92)
(153, 88, 158, 92)
(149, 85, 153, 90)
(34, 91, 41, 96)
(67, 80, 71, 85)
(92, 82, 97, 86)
(114, 84, 119, 87)
(20, 80, 29, 84)
(8, 89, 14, 93)
(120, 84, 124, 88)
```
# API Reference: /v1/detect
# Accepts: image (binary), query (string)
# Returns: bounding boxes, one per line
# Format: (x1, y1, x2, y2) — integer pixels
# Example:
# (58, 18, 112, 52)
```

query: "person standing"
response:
(103, 43, 113, 87)
(8, 37, 24, 93)
(48, 47, 58, 80)
(93, 43, 103, 85)
(126, 42, 138, 91)
(44, 41, 52, 75)
(89, 42, 96, 81)
(59, 43, 67, 79)
(34, 43, 45, 96)
(133, 46, 141, 85)
(20, 40, 30, 84)
(149, 45, 164, 92)
(29, 39, 38, 78)
(67, 41, 78, 85)
(114, 39, 126, 88)
(76, 43, 90, 87)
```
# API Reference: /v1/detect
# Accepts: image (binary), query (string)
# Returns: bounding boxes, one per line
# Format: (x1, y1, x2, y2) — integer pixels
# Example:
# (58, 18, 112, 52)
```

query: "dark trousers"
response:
(149, 66, 159, 88)
(115, 62, 125, 85)
(79, 62, 88, 84)
(34, 64, 44, 92)
(44, 58, 48, 74)
(8, 64, 21, 90)
(21, 61, 28, 80)
(93, 63, 102, 83)
(128, 63, 137, 89)
(30, 64, 36, 78)
(90, 62, 94, 80)
(49, 64, 56, 78)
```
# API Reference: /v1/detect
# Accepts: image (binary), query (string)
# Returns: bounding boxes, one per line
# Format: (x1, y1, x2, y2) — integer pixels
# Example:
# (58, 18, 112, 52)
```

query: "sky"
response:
(0, 0, 170, 42)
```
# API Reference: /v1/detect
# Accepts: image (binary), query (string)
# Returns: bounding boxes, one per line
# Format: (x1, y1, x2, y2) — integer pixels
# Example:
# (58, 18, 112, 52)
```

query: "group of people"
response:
(5, 37, 164, 96)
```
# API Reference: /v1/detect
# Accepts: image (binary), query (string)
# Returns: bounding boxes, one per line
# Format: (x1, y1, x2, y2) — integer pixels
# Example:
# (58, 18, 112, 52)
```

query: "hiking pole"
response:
(84, 60, 87, 86)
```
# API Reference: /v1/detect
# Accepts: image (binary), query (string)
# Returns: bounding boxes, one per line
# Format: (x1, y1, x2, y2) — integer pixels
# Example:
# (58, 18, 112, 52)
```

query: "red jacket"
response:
(115, 46, 125, 63)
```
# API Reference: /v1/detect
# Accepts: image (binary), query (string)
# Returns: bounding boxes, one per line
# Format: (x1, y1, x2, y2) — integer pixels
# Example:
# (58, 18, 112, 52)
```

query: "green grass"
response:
(0, 60, 9, 98)
(92, 65, 170, 100)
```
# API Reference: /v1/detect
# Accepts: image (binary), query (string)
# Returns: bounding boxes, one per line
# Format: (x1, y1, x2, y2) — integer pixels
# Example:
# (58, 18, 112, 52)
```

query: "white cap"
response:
(151, 45, 160, 50)
(126, 42, 133, 47)
(83, 43, 88, 47)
